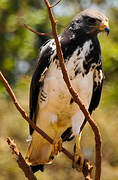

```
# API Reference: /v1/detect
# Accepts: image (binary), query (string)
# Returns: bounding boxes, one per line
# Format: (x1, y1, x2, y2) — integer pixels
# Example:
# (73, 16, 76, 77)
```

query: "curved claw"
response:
(72, 151, 84, 171)
(72, 135, 84, 171)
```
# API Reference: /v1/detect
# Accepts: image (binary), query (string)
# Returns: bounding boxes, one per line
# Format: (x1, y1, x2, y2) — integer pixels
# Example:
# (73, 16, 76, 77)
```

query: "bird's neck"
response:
(62, 28, 99, 48)
(60, 28, 101, 61)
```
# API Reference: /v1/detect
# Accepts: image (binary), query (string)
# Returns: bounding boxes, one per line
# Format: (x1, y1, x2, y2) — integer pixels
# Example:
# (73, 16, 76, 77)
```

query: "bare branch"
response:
(7, 135, 93, 180)
(44, 0, 101, 180)
(0, 71, 52, 144)
(7, 137, 37, 180)
(1, 0, 101, 179)
(0, 71, 73, 161)
(24, 24, 52, 36)
(50, 0, 62, 8)
(82, 160, 93, 180)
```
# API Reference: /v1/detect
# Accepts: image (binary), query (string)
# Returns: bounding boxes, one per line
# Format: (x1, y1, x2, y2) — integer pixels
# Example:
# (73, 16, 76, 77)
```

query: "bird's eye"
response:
(76, 20, 81, 23)
(87, 18, 96, 24)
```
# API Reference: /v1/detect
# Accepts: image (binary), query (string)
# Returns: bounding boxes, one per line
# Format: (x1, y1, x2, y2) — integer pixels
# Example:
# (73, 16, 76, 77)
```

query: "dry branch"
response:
(50, 0, 62, 8)
(82, 160, 93, 180)
(7, 137, 37, 180)
(24, 24, 52, 36)
(44, 0, 101, 180)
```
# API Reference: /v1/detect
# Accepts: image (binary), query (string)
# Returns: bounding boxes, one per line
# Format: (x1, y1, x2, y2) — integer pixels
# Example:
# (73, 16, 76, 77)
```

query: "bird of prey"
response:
(25, 9, 110, 172)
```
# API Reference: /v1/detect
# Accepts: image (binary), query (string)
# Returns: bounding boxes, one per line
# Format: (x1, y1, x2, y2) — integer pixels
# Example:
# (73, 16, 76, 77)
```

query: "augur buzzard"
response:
(25, 9, 110, 172)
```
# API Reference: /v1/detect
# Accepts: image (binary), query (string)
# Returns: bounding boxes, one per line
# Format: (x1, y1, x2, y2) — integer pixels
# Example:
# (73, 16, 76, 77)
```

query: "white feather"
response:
(51, 114, 57, 123)
(26, 135, 32, 143)
(72, 111, 85, 135)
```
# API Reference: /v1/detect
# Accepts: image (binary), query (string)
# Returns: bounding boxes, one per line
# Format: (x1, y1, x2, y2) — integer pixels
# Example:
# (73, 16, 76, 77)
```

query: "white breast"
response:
(38, 40, 94, 134)
(40, 59, 93, 113)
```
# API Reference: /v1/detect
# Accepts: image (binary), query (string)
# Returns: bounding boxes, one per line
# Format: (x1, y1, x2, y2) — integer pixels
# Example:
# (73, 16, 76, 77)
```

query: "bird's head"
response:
(70, 9, 110, 36)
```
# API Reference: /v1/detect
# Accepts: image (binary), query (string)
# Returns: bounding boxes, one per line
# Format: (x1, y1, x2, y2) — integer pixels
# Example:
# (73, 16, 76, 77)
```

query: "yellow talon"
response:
(51, 122, 62, 156)
(53, 122, 58, 132)
(72, 134, 84, 171)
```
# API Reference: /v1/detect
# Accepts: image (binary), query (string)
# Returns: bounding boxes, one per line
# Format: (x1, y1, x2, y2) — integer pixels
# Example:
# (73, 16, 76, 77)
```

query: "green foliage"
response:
(98, 15, 118, 75)
(0, 1, 50, 83)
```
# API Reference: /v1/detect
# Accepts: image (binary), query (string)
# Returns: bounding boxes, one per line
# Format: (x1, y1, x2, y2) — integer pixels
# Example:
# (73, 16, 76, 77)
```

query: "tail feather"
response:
(26, 127, 75, 173)
(25, 134, 52, 165)
(30, 165, 44, 173)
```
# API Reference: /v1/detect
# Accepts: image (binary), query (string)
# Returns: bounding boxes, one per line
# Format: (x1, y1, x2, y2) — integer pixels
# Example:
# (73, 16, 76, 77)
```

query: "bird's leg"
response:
(51, 123, 62, 156)
(51, 135, 62, 156)
(72, 133, 84, 171)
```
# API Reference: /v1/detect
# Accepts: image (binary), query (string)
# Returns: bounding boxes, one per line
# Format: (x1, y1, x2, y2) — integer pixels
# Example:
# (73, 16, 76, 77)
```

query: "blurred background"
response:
(0, 0, 118, 180)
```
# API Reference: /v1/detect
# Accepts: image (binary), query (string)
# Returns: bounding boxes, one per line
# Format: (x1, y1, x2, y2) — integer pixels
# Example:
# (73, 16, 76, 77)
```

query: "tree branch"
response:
(44, 0, 101, 180)
(7, 137, 37, 180)
(50, 0, 62, 8)
(24, 24, 52, 36)
(82, 160, 93, 180)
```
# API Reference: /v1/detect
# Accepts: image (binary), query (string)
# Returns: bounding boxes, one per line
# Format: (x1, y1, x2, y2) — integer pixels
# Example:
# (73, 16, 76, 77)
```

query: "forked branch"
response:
(50, 0, 62, 8)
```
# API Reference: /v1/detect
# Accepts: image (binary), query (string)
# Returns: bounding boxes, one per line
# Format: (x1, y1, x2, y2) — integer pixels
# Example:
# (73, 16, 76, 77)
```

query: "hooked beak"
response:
(98, 20, 110, 35)
(104, 27, 110, 35)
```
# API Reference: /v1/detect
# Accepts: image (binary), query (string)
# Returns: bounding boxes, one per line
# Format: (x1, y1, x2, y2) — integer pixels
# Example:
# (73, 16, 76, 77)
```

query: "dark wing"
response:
(29, 40, 55, 135)
(80, 63, 103, 131)
(89, 65, 103, 114)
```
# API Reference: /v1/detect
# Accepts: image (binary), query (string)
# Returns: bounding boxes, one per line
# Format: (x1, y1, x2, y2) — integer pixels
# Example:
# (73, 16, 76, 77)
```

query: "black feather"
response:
(30, 165, 44, 173)
(29, 43, 54, 134)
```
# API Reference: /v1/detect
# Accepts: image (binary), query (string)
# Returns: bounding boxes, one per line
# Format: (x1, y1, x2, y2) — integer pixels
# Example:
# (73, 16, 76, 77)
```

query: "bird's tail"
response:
(25, 133, 53, 166)
(30, 164, 44, 173)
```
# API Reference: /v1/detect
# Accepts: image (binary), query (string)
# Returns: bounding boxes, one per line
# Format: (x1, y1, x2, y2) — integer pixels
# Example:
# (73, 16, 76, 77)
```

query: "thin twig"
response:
(50, 0, 62, 8)
(0, 71, 52, 144)
(24, 24, 52, 36)
(44, 0, 101, 180)
(7, 137, 37, 180)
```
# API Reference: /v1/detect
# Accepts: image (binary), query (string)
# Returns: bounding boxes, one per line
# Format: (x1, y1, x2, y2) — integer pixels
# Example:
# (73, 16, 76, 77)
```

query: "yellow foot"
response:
(72, 150, 84, 171)
(51, 137, 62, 156)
